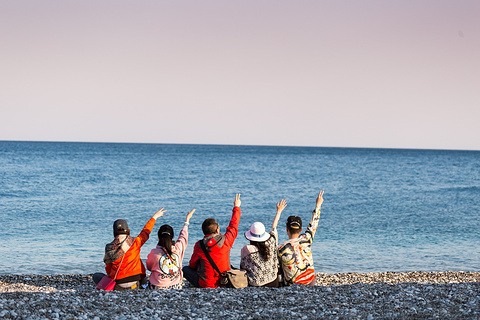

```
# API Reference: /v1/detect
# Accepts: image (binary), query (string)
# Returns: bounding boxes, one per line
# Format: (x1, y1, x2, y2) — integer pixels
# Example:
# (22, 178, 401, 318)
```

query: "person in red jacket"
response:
(93, 207, 166, 290)
(183, 194, 242, 288)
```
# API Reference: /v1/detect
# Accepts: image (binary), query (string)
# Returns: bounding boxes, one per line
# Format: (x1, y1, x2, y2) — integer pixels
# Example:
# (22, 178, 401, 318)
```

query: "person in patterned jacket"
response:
(278, 191, 324, 286)
(240, 199, 288, 287)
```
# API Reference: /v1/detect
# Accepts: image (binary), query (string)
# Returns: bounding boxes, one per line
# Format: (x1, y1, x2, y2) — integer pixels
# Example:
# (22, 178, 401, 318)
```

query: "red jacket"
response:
(105, 218, 155, 282)
(188, 206, 241, 288)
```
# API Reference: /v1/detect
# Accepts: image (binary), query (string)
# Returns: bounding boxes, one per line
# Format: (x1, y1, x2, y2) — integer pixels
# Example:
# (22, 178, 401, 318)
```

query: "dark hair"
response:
(157, 225, 174, 256)
(202, 218, 218, 235)
(286, 225, 302, 235)
(250, 240, 271, 261)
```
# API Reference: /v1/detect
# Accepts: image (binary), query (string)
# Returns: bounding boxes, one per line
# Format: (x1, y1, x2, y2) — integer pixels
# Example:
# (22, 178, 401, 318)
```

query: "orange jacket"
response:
(105, 218, 155, 282)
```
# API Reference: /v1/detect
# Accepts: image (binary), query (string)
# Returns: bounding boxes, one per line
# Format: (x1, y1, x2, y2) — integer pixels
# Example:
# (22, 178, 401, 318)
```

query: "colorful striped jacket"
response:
(278, 207, 321, 285)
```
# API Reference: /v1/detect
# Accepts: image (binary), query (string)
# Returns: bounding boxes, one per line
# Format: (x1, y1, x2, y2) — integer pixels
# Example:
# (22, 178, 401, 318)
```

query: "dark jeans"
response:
(93, 272, 106, 284)
(182, 266, 200, 288)
(261, 277, 280, 288)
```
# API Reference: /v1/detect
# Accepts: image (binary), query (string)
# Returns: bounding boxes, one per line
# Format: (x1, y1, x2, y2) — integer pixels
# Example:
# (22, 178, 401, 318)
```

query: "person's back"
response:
(240, 199, 287, 287)
(278, 191, 324, 286)
(183, 194, 242, 288)
(93, 208, 166, 290)
(240, 226, 278, 287)
(105, 233, 145, 286)
(146, 209, 195, 289)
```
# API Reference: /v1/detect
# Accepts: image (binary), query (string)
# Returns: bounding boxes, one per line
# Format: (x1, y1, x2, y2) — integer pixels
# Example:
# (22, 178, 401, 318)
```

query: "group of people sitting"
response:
(93, 191, 324, 290)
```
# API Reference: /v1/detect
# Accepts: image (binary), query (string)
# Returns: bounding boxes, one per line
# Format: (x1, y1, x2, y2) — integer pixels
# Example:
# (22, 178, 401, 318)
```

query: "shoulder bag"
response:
(199, 240, 248, 289)
(96, 254, 125, 291)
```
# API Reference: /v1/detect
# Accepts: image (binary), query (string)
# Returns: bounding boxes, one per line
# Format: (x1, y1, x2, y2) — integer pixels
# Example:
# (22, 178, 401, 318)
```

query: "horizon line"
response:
(1, 139, 479, 153)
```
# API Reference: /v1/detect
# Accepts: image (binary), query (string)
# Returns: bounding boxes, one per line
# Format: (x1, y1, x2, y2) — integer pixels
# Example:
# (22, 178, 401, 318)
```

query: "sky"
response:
(1, 0, 479, 150)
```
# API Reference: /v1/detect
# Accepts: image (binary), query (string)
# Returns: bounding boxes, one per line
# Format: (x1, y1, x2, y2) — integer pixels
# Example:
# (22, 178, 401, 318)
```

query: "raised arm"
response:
(315, 191, 324, 211)
(185, 208, 195, 224)
(175, 209, 196, 251)
(234, 193, 241, 208)
(137, 207, 167, 246)
(272, 199, 287, 230)
(305, 191, 324, 241)
(224, 194, 242, 247)
(153, 207, 167, 220)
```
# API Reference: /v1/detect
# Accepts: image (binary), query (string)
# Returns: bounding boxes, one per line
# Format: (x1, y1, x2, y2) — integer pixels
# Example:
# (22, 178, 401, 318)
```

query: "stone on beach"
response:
(0, 272, 479, 319)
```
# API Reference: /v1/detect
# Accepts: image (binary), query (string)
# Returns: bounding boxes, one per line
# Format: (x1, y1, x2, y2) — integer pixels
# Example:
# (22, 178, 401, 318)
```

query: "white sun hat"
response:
(244, 222, 270, 242)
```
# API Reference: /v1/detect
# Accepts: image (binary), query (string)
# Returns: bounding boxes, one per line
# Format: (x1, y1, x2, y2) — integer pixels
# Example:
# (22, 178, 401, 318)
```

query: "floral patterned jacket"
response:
(278, 207, 321, 285)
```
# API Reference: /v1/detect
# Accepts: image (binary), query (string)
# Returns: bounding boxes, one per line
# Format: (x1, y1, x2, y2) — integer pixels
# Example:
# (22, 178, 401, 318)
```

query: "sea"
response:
(0, 141, 479, 275)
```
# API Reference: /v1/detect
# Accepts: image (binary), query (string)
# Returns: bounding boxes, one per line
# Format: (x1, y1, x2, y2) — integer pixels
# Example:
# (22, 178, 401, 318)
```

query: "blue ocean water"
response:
(0, 141, 479, 275)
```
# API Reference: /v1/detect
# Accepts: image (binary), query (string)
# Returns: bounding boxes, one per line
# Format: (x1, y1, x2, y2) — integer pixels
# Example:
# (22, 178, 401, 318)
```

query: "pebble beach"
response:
(1, 271, 479, 319)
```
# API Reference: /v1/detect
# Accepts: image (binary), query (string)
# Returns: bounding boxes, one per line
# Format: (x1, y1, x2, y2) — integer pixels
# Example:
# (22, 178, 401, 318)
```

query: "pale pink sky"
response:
(1, 1, 479, 150)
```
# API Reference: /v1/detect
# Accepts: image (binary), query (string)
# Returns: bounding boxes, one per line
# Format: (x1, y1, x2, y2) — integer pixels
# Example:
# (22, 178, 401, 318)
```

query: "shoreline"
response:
(1, 271, 479, 319)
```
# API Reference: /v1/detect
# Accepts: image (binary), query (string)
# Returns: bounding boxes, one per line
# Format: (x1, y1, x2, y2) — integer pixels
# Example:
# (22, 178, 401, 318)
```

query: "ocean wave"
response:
(437, 185, 480, 193)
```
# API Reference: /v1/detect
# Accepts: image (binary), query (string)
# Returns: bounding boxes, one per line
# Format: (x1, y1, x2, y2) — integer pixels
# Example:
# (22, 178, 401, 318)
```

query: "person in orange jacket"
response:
(183, 194, 242, 288)
(93, 207, 166, 290)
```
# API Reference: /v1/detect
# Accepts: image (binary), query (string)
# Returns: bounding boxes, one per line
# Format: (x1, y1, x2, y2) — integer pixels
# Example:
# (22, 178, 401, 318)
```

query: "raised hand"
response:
(186, 209, 196, 223)
(277, 199, 288, 213)
(153, 207, 167, 220)
(315, 191, 324, 210)
(272, 199, 287, 229)
(234, 194, 241, 207)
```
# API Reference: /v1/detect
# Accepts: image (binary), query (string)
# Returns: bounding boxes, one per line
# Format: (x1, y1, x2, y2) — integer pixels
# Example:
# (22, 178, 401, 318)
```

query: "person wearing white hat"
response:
(240, 199, 288, 287)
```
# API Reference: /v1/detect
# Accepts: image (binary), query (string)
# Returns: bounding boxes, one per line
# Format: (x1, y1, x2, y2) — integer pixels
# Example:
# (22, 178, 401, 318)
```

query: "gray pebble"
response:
(0, 272, 479, 319)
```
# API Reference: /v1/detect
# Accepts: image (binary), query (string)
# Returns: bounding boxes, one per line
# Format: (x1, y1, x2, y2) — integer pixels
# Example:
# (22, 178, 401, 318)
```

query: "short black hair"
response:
(202, 218, 218, 235)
